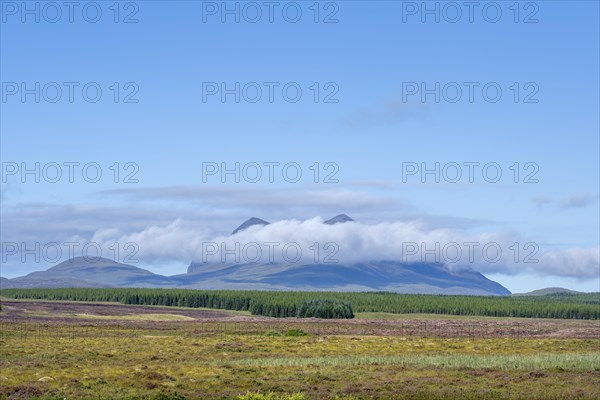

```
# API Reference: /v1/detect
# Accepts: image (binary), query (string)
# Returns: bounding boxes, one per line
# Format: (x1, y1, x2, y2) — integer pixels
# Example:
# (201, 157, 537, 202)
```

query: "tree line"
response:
(1, 288, 598, 319)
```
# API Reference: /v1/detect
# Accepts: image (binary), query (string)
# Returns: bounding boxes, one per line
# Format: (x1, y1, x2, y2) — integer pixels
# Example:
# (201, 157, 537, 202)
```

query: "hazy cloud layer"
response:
(532, 192, 600, 210)
(2, 185, 597, 280)
(341, 96, 429, 129)
(560, 193, 600, 210)
(0, 184, 489, 257)
(102, 185, 404, 215)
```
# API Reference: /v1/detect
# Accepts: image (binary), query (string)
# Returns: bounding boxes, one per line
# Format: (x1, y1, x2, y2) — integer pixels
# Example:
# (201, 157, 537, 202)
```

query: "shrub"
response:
(150, 391, 188, 400)
(284, 328, 308, 337)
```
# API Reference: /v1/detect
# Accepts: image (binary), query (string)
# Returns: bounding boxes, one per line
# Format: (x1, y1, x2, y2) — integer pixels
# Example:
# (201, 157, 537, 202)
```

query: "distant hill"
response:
(2, 257, 160, 289)
(1, 214, 511, 296)
(512, 287, 584, 296)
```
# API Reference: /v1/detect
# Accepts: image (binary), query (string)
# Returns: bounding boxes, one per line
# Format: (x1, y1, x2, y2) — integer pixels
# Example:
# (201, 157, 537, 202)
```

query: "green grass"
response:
(1, 320, 599, 399)
(2, 296, 600, 399)
(237, 394, 306, 400)
(232, 352, 600, 370)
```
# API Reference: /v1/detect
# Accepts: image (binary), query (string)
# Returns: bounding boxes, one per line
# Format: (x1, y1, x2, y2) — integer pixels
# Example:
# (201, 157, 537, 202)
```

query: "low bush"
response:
(284, 328, 308, 337)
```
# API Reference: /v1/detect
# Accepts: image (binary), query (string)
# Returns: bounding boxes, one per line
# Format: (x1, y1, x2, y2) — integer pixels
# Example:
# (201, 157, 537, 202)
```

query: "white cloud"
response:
(538, 247, 600, 278)
(91, 217, 599, 279)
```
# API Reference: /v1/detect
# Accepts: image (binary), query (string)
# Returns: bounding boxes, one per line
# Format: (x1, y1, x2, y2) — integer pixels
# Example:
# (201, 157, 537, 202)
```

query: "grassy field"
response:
(1, 299, 599, 399)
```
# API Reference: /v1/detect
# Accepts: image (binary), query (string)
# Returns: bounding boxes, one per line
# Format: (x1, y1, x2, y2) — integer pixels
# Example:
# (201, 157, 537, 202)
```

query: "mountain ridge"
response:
(0, 215, 511, 295)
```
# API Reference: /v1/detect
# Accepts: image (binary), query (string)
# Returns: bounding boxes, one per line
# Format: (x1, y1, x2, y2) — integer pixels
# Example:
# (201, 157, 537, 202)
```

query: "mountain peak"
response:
(324, 214, 354, 225)
(232, 217, 270, 235)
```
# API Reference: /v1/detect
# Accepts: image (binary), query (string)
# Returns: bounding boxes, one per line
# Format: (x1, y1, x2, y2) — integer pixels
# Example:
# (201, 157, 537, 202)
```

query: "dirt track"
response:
(0, 299, 236, 319)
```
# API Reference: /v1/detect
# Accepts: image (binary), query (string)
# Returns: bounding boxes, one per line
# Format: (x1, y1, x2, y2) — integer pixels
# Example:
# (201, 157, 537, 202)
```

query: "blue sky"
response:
(1, 0, 599, 293)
